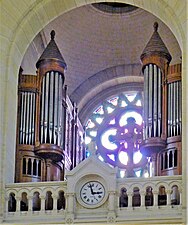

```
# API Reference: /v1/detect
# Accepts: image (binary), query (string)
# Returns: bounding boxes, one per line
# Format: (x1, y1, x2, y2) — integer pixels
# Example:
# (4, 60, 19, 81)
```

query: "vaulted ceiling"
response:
(21, 3, 181, 123)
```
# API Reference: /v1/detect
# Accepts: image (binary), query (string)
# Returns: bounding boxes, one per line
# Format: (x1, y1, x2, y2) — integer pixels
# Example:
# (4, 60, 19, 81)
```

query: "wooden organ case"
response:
(140, 22, 182, 176)
(15, 31, 85, 183)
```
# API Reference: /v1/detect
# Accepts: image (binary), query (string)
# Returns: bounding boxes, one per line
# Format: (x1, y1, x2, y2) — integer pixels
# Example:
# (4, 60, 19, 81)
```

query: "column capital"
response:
(108, 191, 116, 195)
(15, 197, 22, 201)
(166, 190, 171, 194)
(127, 192, 133, 196)
(65, 192, 75, 197)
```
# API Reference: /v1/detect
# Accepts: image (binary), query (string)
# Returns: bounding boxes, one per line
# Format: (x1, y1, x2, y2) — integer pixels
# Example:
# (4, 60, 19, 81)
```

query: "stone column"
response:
(108, 191, 116, 211)
(166, 190, 171, 206)
(140, 191, 146, 207)
(5, 196, 9, 214)
(28, 196, 33, 212)
(65, 193, 74, 224)
(153, 191, 158, 207)
(127, 192, 133, 209)
(66, 193, 74, 213)
(179, 190, 182, 205)
(16, 197, 21, 212)
(41, 196, 46, 211)
(52, 194, 58, 211)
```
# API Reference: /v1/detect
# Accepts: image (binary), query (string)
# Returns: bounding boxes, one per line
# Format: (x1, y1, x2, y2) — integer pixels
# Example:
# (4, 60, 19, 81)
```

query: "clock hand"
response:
(88, 183, 94, 195)
(93, 191, 103, 194)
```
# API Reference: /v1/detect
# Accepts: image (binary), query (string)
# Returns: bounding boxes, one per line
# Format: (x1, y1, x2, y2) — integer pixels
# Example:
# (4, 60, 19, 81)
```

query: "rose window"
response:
(85, 92, 149, 178)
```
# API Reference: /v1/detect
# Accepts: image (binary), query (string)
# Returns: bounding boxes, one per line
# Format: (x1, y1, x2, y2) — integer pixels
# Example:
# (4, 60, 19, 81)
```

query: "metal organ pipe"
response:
(157, 68, 162, 137)
(28, 93, 32, 144)
(58, 75, 62, 146)
(148, 64, 153, 137)
(23, 92, 26, 143)
(179, 81, 182, 135)
(54, 72, 59, 144)
(19, 91, 36, 145)
(153, 64, 158, 137)
(144, 66, 149, 139)
(40, 71, 64, 147)
(32, 93, 36, 144)
(49, 71, 54, 143)
(44, 73, 49, 143)
(40, 78, 45, 143)
(19, 92, 24, 144)
(167, 83, 171, 137)
(26, 92, 30, 144)
(167, 80, 181, 137)
(143, 64, 163, 140)
(170, 83, 173, 136)
(176, 82, 179, 135)
(173, 82, 176, 136)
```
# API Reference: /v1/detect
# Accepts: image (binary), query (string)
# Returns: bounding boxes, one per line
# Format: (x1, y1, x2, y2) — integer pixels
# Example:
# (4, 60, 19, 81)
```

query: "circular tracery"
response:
(85, 91, 148, 177)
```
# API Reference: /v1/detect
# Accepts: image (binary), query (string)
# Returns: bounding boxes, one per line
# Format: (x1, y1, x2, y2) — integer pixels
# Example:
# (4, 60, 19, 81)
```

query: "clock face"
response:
(80, 181, 105, 205)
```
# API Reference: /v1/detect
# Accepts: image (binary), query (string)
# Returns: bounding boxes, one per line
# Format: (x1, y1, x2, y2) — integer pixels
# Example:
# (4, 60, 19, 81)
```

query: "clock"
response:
(80, 181, 105, 206)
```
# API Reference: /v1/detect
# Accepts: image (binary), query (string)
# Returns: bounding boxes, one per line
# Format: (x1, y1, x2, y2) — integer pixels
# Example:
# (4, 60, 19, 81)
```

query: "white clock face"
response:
(80, 181, 105, 205)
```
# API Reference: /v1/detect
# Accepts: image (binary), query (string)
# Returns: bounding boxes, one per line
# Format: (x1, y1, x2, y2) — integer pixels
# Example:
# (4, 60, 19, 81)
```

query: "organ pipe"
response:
(167, 80, 181, 137)
(170, 83, 173, 136)
(148, 64, 153, 137)
(54, 73, 59, 144)
(144, 66, 149, 139)
(167, 84, 171, 137)
(176, 82, 179, 134)
(32, 93, 35, 144)
(29, 93, 32, 144)
(19, 92, 24, 144)
(179, 81, 182, 134)
(40, 71, 65, 147)
(143, 64, 162, 139)
(19, 91, 36, 145)
(157, 68, 162, 137)
(153, 64, 157, 137)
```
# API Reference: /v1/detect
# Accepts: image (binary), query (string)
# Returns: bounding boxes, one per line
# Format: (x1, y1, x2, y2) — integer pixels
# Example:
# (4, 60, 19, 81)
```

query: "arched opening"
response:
(132, 187, 141, 207)
(145, 186, 153, 206)
(45, 191, 53, 210)
(32, 192, 41, 211)
(8, 193, 16, 212)
(171, 185, 180, 205)
(57, 191, 66, 210)
(20, 192, 28, 211)
(158, 186, 167, 206)
(119, 187, 128, 207)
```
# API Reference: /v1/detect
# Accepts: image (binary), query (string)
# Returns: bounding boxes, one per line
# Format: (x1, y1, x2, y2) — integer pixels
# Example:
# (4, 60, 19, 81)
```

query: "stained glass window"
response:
(85, 91, 150, 178)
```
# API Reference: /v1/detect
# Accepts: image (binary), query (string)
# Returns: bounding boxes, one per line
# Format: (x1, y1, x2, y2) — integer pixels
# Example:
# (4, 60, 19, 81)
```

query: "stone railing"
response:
(117, 175, 182, 208)
(4, 175, 182, 224)
(5, 181, 67, 224)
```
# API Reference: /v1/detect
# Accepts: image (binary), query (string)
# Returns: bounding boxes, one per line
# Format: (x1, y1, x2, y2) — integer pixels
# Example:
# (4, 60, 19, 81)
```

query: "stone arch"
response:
(70, 64, 142, 104)
(0, 0, 186, 185)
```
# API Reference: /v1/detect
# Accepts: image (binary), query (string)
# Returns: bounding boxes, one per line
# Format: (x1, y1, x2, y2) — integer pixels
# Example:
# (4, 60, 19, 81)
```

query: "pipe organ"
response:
(140, 22, 182, 176)
(15, 24, 182, 184)
(15, 31, 85, 183)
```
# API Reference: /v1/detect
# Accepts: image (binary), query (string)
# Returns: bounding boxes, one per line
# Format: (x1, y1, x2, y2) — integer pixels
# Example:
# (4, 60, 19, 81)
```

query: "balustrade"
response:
(5, 176, 182, 223)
